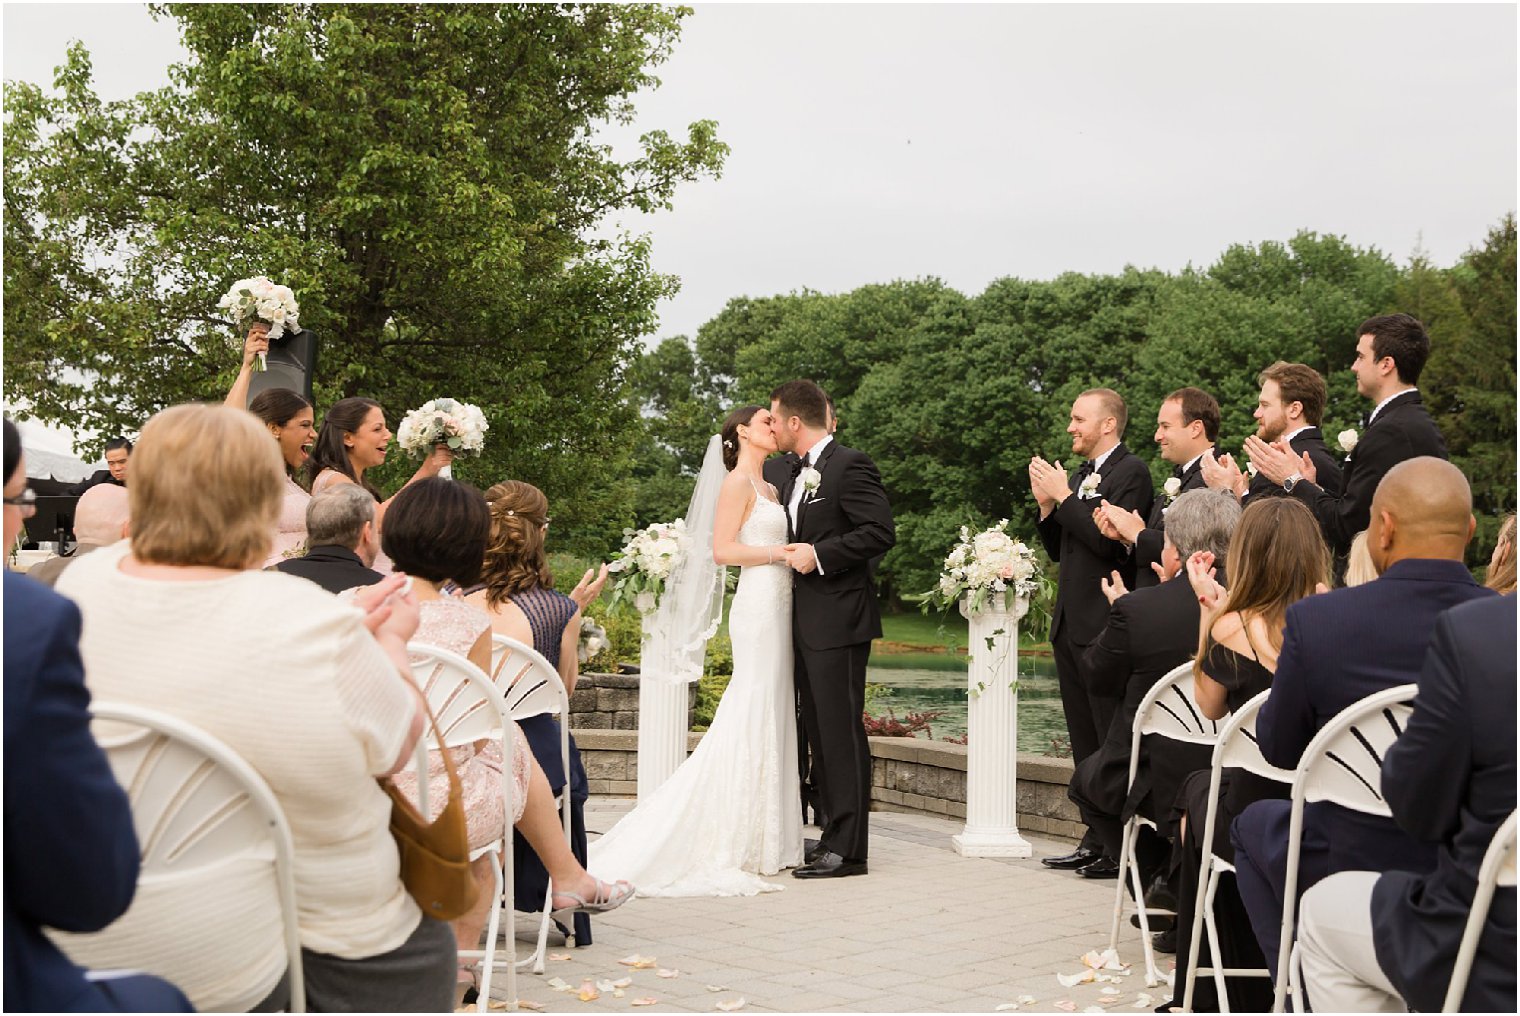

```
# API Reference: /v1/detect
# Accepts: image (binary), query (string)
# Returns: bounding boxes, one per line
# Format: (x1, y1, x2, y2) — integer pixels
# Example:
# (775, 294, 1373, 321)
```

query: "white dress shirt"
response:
(788, 434, 833, 573)
(1367, 387, 1418, 426)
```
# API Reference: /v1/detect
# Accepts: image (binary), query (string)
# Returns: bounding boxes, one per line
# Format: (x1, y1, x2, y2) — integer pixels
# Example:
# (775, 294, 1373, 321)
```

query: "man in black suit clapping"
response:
(1245, 314, 1446, 558)
(1203, 361, 1344, 505)
(1030, 389, 1154, 875)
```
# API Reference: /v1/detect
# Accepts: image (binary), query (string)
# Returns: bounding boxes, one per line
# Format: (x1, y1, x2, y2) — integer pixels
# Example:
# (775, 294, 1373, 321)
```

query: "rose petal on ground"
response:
(613, 990, 626, 999)
(994, 1005, 1018, 1012)
(1101, 987, 1121, 996)
(596, 979, 617, 992)
(657, 969, 680, 979)
(516, 1003, 544, 1012)
(705, 985, 729, 993)
(611, 977, 633, 989)
(577, 980, 600, 1002)
(631, 998, 658, 1007)
(1084, 1008, 1107, 1014)
(1018, 996, 1037, 1006)
(549, 953, 572, 962)
(1054, 1002, 1077, 1013)
(715, 998, 747, 1012)
(545, 977, 572, 992)
(619, 954, 658, 969)
(1133, 995, 1154, 1009)
(1058, 970, 1095, 988)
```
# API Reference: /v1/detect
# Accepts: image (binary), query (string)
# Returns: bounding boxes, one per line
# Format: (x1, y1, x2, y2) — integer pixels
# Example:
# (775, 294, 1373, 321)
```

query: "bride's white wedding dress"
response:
(588, 484, 803, 896)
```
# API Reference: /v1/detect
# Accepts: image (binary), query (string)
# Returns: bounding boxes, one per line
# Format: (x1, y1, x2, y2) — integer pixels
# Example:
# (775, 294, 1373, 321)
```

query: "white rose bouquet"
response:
(577, 615, 610, 666)
(923, 519, 1040, 614)
(396, 398, 489, 466)
(218, 276, 300, 371)
(607, 518, 691, 616)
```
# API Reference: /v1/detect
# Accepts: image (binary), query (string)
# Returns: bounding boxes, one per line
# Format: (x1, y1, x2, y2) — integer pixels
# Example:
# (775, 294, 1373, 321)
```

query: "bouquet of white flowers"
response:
(577, 615, 610, 666)
(396, 398, 489, 462)
(607, 518, 691, 616)
(923, 519, 1039, 614)
(218, 276, 300, 371)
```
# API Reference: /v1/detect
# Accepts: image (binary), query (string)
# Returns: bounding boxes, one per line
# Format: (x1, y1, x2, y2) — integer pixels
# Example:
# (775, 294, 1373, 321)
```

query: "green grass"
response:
(878, 608, 1051, 656)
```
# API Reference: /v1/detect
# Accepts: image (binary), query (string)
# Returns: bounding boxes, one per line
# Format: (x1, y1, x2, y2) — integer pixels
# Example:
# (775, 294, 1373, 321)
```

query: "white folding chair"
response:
(407, 640, 569, 1013)
(1271, 683, 1417, 1012)
(1107, 662, 1227, 988)
(1179, 689, 1292, 1013)
(1441, 809, 1517, 1012)
(72, 702, 305, 1012)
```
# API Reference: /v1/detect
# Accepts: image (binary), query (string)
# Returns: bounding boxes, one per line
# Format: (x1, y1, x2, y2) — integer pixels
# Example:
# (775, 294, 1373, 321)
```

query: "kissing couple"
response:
(589, 379, 896, 894)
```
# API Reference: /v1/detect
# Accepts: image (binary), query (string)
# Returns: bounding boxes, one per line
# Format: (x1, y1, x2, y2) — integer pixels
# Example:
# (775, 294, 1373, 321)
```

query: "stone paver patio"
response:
(489, 800, 1172, 1014)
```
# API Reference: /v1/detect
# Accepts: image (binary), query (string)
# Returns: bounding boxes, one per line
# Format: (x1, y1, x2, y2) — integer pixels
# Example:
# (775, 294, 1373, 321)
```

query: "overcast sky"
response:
(3, 3, 1516, 452)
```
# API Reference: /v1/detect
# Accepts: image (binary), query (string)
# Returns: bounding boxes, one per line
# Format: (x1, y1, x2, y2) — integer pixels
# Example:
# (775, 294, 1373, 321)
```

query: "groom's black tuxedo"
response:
(772, 439, 895, 863)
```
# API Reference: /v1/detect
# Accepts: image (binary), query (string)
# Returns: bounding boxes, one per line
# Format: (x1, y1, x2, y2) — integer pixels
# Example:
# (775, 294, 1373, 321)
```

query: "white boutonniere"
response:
(1078, 471, 1102, 500)
(1246, 461, 1259, 478)
(799, 466, 822, 501)
(1163, 476, 1183, 501)
(1337, 429, 1359, 454)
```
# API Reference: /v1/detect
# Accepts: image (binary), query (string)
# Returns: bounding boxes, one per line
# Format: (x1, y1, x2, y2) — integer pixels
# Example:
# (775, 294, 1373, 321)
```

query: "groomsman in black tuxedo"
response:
(1202, 361, 1343, 505)
(1095, 387, 1219, 589)
(1246, 314, 1446, 558)
(1030, 389, 1154, 874)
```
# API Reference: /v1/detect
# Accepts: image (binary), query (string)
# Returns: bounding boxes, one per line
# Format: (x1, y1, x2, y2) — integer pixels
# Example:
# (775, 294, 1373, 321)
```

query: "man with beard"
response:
(1202, 362, 1343, 504)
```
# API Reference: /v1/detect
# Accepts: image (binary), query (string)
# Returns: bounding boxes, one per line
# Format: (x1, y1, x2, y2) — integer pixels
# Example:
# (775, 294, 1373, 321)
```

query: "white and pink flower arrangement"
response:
(396, 398, 489, 459)
(218, 276, 300, 371)
(924, 519, 1039, 614)
(607, 519, 691, 615)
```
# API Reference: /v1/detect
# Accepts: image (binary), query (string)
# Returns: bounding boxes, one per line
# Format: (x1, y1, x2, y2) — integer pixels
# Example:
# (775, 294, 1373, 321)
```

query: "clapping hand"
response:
(1096, 499, 1146, 546)
(1099, 569, 1129, 605)
(1184, 551, 1226, 614)
(1243, 436, 1316, 487)
(1028, 456, 1070, 508)
(569, 563, 610, 609)
(355, 573, 421, 644)
(1201, 449, 1247, 498)
(241, 321, 270, 370)
(783, 543, 819, 574)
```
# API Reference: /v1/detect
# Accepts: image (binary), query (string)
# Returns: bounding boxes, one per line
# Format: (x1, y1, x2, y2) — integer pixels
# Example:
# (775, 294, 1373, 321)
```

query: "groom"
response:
(768, 380, 895, 879)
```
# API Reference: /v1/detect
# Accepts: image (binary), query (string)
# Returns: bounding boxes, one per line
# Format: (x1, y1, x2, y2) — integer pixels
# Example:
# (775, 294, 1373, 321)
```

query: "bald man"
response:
(1229, 457, 1499, 977)
(27, 485, 130, 589)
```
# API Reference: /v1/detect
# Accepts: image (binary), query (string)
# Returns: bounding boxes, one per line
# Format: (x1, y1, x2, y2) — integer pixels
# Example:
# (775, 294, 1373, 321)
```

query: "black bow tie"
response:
(789, 454, 810, 480)
(1073, 459, 1095, 483)
(1172, 463, 1186, 480)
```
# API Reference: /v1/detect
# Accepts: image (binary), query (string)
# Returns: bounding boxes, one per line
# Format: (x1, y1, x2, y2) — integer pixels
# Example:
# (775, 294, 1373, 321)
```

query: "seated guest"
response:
(1068, 489, 1241, 890)
(3, 420, 191, 1013)
(464, 481, 602, 946)
(27, 483, 130, 588)
(384, 477, 632, 1004)
(1485, 512, 1515, 594)
(67, 437, 131, 495)
(54, 403, 455, 1012)
(1298, 594, 1516, 1013)
(1342, 529, 1378, 587)
(274, 484, 384, 593)
(1230, 457, 1497, 977)
(1171, 497, 1329, 1011)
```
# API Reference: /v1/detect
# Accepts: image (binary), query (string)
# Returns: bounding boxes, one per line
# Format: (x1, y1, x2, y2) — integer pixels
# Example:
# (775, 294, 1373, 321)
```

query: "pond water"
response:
(865, 652, 1068, 752)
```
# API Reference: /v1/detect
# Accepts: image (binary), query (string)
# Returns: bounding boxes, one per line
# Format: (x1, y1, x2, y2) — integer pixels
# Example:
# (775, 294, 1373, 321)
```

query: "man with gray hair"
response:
(1064, 488, 1241, 921)
(274, 484, 384, 594)
(28, 484, 131, 588)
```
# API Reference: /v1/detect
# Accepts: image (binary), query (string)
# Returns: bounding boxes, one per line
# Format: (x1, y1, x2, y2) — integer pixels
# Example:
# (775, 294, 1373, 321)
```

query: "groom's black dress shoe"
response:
(791, 851, 866, 879)
(1078, 856, 1121, 880)
(1040, 846, 1101, 870)
(803, 838, 827, 864)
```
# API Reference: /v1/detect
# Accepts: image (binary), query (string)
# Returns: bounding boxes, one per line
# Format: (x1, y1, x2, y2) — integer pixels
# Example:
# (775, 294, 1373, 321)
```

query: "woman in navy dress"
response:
(464, 480, 603, 945)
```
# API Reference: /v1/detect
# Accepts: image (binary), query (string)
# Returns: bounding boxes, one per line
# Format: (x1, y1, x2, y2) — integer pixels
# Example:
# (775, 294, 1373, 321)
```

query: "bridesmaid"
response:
(224, 323, 315, 567)
(464, 480, 607, 945)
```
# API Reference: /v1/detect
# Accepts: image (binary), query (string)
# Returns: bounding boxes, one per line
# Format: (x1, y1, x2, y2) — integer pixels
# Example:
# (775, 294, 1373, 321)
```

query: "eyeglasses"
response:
(3, 489, 37, 519)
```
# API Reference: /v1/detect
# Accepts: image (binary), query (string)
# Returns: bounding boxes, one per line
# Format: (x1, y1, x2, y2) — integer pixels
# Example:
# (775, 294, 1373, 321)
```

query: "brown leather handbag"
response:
(382, 706, 480, 921)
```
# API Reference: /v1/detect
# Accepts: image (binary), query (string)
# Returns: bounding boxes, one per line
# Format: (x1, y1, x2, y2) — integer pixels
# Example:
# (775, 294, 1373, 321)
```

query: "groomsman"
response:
(1030, 389, 1154, 874)
(1203, 361, 1343, 505)
(1095, 387, 1219, 589)
(1246, 314, 1446, 558)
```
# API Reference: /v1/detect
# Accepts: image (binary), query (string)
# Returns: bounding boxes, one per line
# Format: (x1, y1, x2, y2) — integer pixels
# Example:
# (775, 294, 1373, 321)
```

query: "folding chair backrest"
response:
(408, 643, 513, 749)
(1135, 662, 1227, 744)
(1295, 683, 1417, 817)
(1214, 689, 1294, 784)
(86, 702, 305, 1011)
(490, 635, 568, 724)
(1442, 810, 1518, 1012)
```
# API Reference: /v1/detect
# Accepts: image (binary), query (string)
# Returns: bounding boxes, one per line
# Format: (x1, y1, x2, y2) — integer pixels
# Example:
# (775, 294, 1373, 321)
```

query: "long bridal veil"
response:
(648, 433, 727, 684)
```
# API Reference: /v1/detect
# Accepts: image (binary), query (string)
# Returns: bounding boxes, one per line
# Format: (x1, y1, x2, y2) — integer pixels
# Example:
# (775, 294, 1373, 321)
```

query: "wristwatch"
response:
(1283, 472, 1303, 493)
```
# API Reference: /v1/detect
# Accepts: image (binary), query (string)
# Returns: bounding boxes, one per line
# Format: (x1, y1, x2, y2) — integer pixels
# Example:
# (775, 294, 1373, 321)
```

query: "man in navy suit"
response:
(2, 419, 189, 1013)
(1230, 457, 1497, 975)
(1246, 314, 1447, 559)
(1031, 388, 1155, 874)
(1297, 593, 1516, 1012)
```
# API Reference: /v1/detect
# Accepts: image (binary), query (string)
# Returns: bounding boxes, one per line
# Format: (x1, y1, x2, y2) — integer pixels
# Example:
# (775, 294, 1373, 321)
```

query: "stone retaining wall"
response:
(569, 671, 697, 731)
(575, 729, 1084, 843)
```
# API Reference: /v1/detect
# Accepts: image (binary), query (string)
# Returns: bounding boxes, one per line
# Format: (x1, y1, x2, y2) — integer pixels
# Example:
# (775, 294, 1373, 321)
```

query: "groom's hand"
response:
(783, 543, 819, 574)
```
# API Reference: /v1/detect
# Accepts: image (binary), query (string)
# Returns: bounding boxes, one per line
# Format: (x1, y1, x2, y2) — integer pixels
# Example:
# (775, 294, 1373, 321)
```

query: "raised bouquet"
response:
(607, 518, 690, 616)
(396, 398, 489, 461)
(218, 276, 300, 371)
(577, 615, 610, 666)
(923, 519, 1039, 614)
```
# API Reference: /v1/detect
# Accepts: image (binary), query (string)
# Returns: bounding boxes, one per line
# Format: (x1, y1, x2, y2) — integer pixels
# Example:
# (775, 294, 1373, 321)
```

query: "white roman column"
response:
(952, 590, 1033, 857)
(636, 613, 690, 799)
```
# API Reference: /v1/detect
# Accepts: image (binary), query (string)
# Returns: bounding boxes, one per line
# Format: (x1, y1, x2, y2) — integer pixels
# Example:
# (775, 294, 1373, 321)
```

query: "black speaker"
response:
(247, 328, 318, 406)
(24, 494, 81, 552)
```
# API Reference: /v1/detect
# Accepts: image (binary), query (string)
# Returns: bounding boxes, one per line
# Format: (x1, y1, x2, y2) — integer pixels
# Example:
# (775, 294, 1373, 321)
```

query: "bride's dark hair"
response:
(720, 406, 765, 471)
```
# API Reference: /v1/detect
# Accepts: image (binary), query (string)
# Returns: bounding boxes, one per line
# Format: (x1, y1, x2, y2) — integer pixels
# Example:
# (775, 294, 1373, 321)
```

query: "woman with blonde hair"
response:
(1484, 513, 1516, 594)
(1169, 497, 1330, 1011)
(463, 480, 599, 945)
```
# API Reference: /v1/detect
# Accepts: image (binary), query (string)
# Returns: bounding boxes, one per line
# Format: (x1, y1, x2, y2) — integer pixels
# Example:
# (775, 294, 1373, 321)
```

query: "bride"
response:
(588, 405, 803, 895)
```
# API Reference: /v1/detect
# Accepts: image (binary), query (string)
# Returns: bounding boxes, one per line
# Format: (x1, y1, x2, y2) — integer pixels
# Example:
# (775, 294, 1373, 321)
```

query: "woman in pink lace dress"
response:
(224, 326, 318, 567)
(382, 477, 633, 1003)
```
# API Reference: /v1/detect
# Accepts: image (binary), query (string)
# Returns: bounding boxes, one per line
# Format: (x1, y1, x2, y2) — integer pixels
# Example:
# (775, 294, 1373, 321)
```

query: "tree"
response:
(4, 3, 726, 554)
